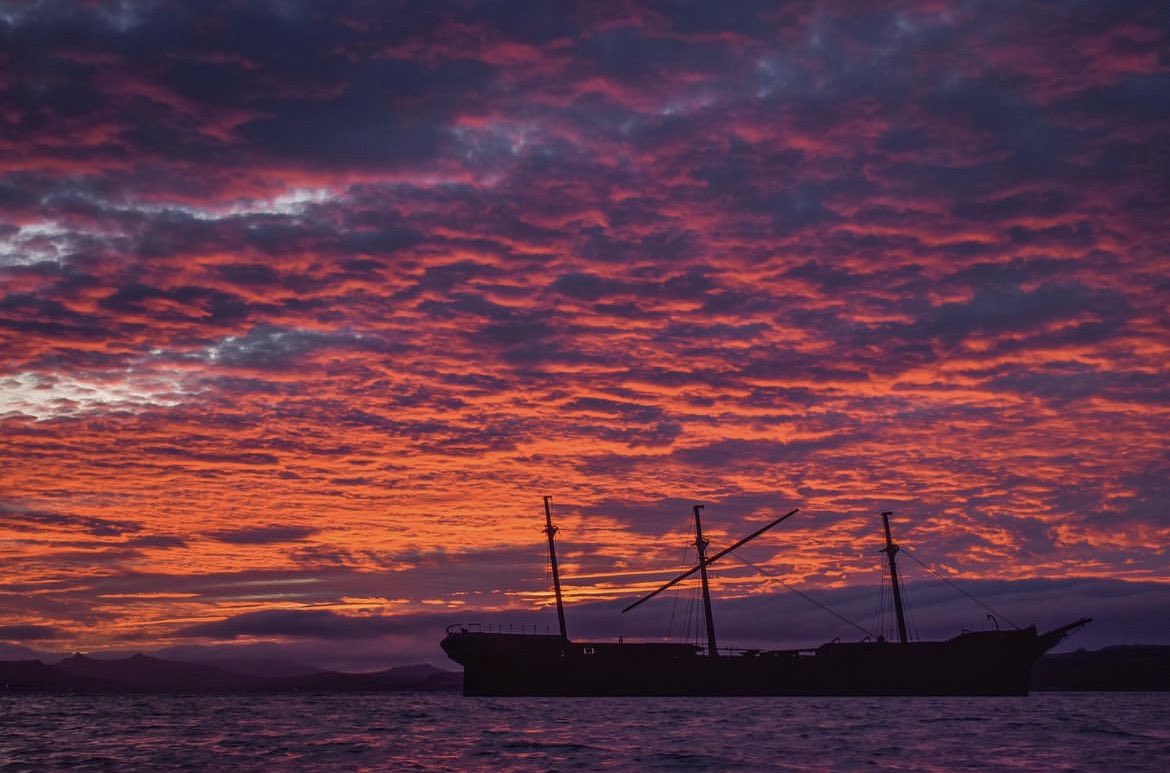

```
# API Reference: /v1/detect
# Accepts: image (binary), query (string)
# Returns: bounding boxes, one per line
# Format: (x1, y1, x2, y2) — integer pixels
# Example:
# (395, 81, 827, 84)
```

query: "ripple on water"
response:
(1, 692, 1168, 772)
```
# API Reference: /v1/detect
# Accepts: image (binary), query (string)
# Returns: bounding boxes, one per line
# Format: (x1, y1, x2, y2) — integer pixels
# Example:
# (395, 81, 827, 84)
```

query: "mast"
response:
(543, 495, 568, 640)
(881, 511, 909, 644)
(623, 507, 799, 613)
(692, 505, 719, 658)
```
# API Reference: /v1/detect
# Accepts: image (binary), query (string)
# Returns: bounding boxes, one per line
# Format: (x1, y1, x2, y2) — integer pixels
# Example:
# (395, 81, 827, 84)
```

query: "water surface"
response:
(2, 692, 1168, 771)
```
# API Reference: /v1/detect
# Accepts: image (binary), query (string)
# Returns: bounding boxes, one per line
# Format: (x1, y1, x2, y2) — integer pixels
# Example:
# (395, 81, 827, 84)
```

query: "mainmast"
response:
(692, 505, 718, 658)
(881, 511, 909, 644)
(543, 495, 568, 640)
(623, 507, 799, 613)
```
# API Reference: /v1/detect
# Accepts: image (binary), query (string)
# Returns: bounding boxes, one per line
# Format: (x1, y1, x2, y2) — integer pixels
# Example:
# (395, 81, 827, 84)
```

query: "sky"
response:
(1, 0, 1168, 671)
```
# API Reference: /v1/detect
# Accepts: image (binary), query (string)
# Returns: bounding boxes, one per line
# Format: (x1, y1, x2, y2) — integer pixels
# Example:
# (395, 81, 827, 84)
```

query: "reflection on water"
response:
(1, 692, 1168, 771)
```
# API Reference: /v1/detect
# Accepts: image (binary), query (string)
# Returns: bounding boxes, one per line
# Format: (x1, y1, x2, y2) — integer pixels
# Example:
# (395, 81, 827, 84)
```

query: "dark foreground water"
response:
(2, 692, 1168, 771)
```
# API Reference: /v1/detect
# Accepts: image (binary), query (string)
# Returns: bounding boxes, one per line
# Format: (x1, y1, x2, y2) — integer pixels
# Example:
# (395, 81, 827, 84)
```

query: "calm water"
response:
(2, 692, 1168, 771)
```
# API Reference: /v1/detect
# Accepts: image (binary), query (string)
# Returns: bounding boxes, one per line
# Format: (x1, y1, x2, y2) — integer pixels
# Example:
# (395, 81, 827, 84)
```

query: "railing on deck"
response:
(445, 623, 555, 635)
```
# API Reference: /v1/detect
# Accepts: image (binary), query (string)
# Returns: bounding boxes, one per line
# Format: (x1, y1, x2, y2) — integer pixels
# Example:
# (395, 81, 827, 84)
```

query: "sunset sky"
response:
(2, 1, 1168, 670)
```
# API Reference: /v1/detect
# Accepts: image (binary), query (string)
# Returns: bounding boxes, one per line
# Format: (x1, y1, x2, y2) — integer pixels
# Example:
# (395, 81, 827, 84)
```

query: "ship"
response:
(441, 498, 1089, 696)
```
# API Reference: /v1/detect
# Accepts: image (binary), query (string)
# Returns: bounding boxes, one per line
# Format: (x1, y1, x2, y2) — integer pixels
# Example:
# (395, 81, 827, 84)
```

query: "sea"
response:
(2, 692, 1168, 771)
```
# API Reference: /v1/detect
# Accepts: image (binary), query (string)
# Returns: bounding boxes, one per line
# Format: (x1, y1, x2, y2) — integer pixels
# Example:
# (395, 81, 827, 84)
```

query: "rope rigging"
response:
(729, 554, 877, 640)
(666, 543, 692, 640)
(900, 546, 1021, 630)
(873, 558, 890, 640)
(901, 570, 919, 642)
(650, 509, 1018, 648)
(686, 583, 700, 646)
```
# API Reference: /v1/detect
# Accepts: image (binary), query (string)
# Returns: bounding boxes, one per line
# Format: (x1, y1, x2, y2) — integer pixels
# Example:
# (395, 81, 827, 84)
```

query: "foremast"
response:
(544, 495, 568, 640)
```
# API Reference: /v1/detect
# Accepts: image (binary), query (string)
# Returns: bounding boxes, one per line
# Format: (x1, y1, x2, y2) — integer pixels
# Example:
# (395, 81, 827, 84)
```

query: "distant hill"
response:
(0, 660, 122, 692)
(1032, 645, 1170, 691)
(188, 657, 323, 679)
(0, 654, 461, 694)
(150, 644, 329, 678)
(253, 664, 462, 693)
(54, 653, 265, 691)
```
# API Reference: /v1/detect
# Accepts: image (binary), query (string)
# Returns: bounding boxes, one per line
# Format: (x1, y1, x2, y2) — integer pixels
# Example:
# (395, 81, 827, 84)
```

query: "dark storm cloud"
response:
(785, 260, 863, 292)
(48, 543, 559, 609)
(562, 396, 669, 424)
(235, 62, 491, 168)
(913, 282, 1125, 344)
(577, 491, 800, 537)
(0, 624, 63, 640)
(206, 525, 319, 545)
(215, 263, 282, 287)
(124, 534, 188, 549)
(1061, 72, 1170, 123)
(674, 437, 854, 470)
(472, 313, 575, 366)
(0, 294, 113, 344)
(552, 272, 629, 301)
(0, 0, 498, 172)
(982, 364, 1170, 406)
(576, 227, 704, 265)
(142, 446, 279, 466)
(951, 190, 1076, 222)
(207, 326, 377, 371)
(945, 257, 1080, 288)
(0, 504, 143, 538)
(177, 608, 403, 639)
(98, 282, 251, 328)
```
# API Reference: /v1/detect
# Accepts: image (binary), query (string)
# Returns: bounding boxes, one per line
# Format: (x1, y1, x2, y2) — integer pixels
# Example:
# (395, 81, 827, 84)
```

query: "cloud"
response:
(176, 608, 417, 640)
(673, 438, 853, 469)
(205, 326, 373, 371)
(0, 624, 64, 641)
(0, 504, 142, 538)
(1, 0, 1168, 656)
(206, 526, 319, 545)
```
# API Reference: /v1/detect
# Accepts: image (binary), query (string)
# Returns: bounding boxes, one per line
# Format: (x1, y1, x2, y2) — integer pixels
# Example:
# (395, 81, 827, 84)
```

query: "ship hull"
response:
(441, 627, 1057, 697)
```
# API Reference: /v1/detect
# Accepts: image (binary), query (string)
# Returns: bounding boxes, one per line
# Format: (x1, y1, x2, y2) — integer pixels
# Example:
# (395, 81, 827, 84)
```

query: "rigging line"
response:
(899, 571, 918, 642)
(875, 561, 889, 640)
(900, 546, 1022, 630)
(670, 543, 692, 640)
(872, 560, 888, 641)
(667, 586, 679, 639)
(665, 542, 691, 639)
(686, 544, 701, 645)
(680, 582, 694, 645)
(729, 554, 877, 640)
(689, 583, 700, 646)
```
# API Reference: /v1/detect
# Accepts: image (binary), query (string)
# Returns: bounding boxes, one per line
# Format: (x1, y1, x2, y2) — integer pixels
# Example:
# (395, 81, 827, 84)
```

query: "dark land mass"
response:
(1, 646, 1166, 694)
(1031, 646, 1170, 691)
(0, 653, 461, 694)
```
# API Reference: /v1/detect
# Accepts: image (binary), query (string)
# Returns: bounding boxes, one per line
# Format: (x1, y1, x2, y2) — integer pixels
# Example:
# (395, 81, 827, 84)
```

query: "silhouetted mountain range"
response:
(0, 653, 461, 693)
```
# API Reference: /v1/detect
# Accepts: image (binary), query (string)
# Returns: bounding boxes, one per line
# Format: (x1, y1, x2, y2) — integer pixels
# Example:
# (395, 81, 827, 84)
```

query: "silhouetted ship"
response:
(442, 499, 1089, 696)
